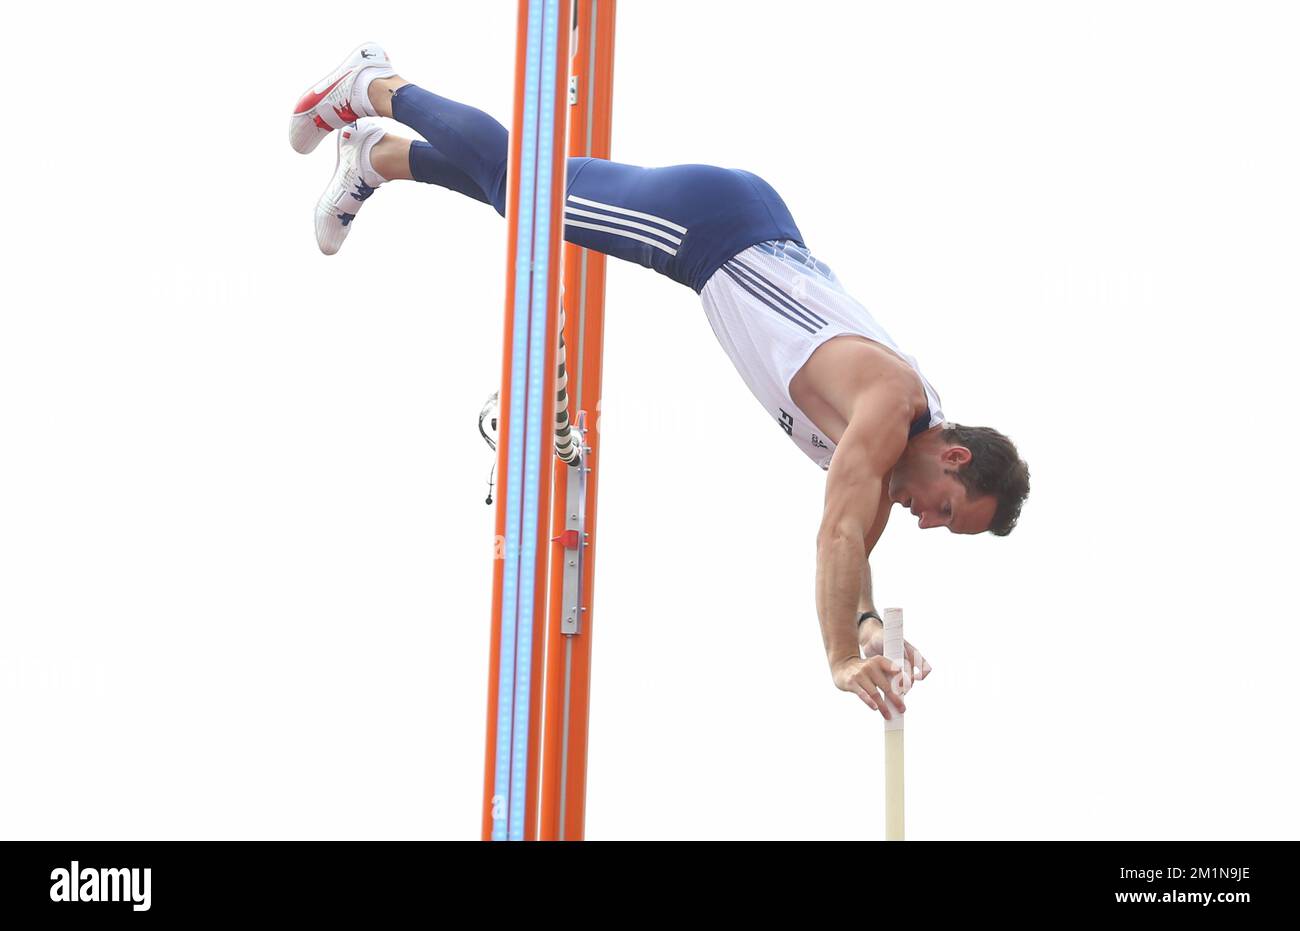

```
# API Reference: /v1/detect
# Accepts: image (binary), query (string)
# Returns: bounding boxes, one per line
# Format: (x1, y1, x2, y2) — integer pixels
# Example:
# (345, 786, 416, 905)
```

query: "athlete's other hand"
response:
(859, 619, 931, 686)
(831, 656, 907, 720)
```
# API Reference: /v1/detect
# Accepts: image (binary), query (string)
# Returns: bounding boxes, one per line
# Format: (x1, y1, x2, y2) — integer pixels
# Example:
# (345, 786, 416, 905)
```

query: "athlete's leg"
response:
(312, 73, 783, 285)
(311, 75, 505, 253)
(367, 76, 510, 214)
(295, 46, 517, 252)
(314, 76, 558, 252)
(367, 133, 496, 208)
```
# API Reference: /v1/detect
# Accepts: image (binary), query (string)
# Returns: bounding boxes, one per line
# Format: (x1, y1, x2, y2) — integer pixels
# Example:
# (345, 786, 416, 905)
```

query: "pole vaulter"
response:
(287, 0, 1029, 842)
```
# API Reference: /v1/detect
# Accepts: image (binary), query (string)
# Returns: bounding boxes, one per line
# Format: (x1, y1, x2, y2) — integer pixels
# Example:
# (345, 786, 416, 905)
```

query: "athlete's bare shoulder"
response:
(790, 334, 928, 444)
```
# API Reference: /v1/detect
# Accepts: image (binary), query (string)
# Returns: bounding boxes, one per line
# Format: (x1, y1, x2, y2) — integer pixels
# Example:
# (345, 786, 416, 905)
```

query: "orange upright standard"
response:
(481, 0, 617, 841)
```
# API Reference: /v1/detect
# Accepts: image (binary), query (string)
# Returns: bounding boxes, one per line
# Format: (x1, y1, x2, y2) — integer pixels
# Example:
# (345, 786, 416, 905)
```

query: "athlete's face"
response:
(888, 446, 998, 535)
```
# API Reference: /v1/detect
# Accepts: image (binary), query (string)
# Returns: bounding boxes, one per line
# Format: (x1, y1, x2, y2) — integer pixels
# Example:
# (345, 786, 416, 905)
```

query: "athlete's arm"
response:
(815, 385, 914, 718)
(856, 486, 891, 616)
(849, 410, 946, 699)
(857, 560, 877, 616)
(855, 487, 934, 685)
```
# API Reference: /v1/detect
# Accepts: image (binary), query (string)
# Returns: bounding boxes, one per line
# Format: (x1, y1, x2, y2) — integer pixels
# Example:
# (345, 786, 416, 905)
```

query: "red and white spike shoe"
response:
(314, 120, 387, 255)
(289, 42, 394, 155)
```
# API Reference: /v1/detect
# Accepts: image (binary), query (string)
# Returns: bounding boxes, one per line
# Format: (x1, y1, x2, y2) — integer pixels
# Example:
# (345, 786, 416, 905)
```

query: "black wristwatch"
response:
(857, 610, 882, 628)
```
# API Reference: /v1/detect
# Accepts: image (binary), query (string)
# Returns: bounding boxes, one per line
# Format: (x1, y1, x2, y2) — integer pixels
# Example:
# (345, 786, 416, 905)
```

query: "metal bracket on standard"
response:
(551, 410, 590, 636)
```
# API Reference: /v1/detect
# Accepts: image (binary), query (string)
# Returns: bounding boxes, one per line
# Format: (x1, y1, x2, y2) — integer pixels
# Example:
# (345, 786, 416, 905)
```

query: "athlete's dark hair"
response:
(940, 424, 1030, 536)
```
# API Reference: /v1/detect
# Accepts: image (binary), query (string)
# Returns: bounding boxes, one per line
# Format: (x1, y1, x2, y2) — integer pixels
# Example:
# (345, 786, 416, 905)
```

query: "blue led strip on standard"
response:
(511, 0, 562, 842)
(492, 0, 545, 842)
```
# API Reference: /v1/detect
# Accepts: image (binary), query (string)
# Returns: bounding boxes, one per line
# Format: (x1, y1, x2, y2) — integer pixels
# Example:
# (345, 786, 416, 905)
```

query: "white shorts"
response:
(698, 240, 943, 470)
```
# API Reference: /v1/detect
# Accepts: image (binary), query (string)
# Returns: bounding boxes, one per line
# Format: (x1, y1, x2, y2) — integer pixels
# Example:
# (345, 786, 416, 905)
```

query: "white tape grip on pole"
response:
(882, 606, 905, 733)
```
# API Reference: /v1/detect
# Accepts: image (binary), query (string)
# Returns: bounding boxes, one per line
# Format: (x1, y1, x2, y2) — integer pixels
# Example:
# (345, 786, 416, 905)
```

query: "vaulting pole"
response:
(883, 607, 906, 841)
(482, 0, 574, 841)
(537, 0, 617, 841)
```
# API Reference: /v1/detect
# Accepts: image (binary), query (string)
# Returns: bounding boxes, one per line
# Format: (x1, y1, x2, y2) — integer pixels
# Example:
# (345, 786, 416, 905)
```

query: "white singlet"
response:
(698, 240, 944, 470)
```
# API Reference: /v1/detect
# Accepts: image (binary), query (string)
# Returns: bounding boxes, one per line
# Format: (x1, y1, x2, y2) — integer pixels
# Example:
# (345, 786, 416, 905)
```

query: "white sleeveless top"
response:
(698, 240, 944, 470)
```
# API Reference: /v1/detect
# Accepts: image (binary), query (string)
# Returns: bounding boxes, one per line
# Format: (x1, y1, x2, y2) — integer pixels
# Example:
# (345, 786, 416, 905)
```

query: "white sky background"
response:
(1, 1, 1297, 840)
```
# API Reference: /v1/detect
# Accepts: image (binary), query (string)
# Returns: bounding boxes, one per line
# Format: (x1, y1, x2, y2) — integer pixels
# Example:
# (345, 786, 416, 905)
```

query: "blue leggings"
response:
(395, 84, 521, 215)
(387, 83, 805, 292)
